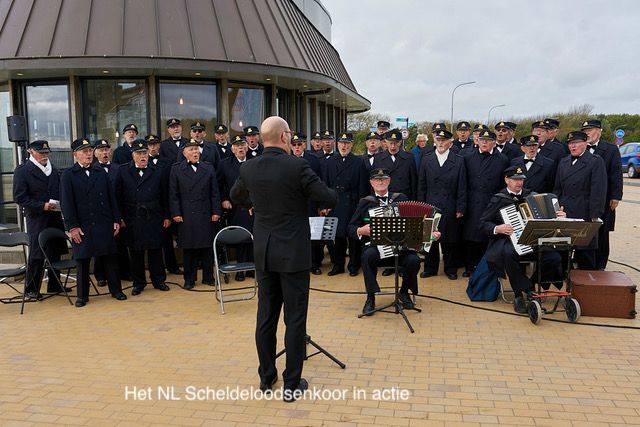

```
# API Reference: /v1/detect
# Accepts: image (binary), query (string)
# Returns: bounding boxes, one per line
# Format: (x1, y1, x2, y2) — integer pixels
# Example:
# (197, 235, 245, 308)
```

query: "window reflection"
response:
(228, 86, 264, 137)
(159, 81, 217, 138)
(83, 79, 148, 145)
(25, 84, 70, 150)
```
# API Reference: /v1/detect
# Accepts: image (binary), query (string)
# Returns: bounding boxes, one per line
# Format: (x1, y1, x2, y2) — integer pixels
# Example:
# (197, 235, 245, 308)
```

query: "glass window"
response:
(83, 79, 147, 145)
(0, 83, 17, 224)
(159, 81, 217, 138)
(228, 85, 264, 137)
(25, 84, 70, 150)
(25, 83, 73, 169)
(319, 102, 326, 132)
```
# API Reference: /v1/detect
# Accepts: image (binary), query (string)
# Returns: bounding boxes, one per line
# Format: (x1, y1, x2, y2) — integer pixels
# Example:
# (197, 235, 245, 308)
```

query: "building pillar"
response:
(219, 78, 229, 125)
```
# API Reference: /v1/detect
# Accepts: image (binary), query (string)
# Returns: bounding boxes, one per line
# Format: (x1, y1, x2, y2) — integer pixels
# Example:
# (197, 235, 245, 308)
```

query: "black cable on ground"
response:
(608, 259, 640, 273)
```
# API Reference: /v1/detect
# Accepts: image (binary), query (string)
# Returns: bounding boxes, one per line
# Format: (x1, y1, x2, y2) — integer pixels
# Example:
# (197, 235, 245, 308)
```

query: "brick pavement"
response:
(1, 182, 639, 426)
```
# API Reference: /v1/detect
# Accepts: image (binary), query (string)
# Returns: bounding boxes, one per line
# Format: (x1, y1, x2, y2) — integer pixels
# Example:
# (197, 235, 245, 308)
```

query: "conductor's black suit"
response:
(230, 146, 337, 393)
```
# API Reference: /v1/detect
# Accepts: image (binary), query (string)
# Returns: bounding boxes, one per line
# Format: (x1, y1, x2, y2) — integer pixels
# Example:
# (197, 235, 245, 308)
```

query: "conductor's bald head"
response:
(261, 116, 292, 153)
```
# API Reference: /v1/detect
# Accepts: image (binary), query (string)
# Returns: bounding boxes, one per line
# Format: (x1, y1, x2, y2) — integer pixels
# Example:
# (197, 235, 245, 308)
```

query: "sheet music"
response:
(368, 206, 396, 259)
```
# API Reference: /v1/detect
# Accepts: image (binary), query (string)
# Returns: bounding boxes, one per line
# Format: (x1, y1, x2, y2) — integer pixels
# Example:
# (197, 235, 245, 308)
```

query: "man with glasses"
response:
(231, 116, 337, 402)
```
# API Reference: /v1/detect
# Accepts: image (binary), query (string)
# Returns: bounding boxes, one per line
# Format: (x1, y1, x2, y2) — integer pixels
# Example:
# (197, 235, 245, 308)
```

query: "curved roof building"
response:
(0, 0, 369, 224)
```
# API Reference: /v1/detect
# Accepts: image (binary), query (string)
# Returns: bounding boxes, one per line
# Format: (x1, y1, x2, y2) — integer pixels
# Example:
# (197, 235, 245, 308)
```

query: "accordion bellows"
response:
(396, 201, 437, 218)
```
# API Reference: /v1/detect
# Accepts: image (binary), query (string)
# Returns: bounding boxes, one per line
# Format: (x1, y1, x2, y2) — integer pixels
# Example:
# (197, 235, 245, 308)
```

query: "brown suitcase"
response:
(569, 270, 637, 319)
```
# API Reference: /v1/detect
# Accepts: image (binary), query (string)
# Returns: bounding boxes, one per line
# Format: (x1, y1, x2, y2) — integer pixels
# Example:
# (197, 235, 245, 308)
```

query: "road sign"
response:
(396, 117, 408, 122)
(615, 129, 625, 138)
(615, 137, 624, 146)
(401, 129, 410, 140)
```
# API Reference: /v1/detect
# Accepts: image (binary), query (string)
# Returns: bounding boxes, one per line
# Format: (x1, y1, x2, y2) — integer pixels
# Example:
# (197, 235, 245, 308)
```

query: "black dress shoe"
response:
(399, 291, 415, 309)
(420, 271, 436, 278)
(75, 299, 87, 307)
(184, 282, 195, 290)
(235, 272, 245, 282)
(362, 298, 375, 316)
(327, 267, 344, 276)
(96, 280, 107, 287)
(462, 270, 472, 278)
(112, 292, 127, 301)
(381, 268, 394, 276)
(446, 273, 458, 280)
(311, 268, 322, 275)
(513, 296, 528, 314)
(283, 378, 308, 402)
(348, 269, 358, 277)
(131, 287, 143, 296)
(259, 375, 278, 392)
(153, 283, 170, 291)
(25, 291, 43, 300)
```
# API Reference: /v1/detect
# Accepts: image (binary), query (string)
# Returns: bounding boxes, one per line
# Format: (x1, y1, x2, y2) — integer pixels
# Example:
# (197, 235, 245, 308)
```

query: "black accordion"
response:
(519, 193, 560, 219)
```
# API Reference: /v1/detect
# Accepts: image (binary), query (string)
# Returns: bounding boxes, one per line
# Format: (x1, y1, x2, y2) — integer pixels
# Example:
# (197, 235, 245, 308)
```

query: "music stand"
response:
(359, 216, 424, 333)
(274, 217, 346, 369)
(518, 219, 602, 288)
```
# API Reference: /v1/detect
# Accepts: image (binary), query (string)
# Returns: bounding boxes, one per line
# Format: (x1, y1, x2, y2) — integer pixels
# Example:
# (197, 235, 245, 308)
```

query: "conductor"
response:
(230, 116, 337, 402)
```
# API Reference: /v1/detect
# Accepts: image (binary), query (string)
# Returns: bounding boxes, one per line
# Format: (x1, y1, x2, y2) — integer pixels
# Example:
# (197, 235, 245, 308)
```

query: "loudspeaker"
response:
(7, 115, 27, 142)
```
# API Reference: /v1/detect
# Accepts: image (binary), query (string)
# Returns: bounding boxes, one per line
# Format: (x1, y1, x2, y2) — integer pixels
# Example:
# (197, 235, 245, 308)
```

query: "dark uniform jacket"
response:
(372, 150, 418, 200)
(112, 143, 133, 164)
(495, 142, 521, 160)
(94, 161, 120, 191)
(538, 140, 566, 165)
(248, 144, 264, 158)
(115, 163, 168, 250)
(322, 153, 369, 237)
(591, 140, 623, 231)
(479, 188, 533, 273)
(417, 150, 467, 243)
(463, 149, 510, 242)
(177, 140, 221, 170)
(12, 161, 66, 259)
(60, 163, 120, 259)
(553, 151, 607, 249)
(360, 152, 378, 171)
(169, 161, 222, 249)
(160, 137, 188, 164)
(296, 151, 322, 217)
(216, 142, 233, 160)
(230, 147, 337, 272)
(218, 156, 254, 230)
(510, 155, 556, 194)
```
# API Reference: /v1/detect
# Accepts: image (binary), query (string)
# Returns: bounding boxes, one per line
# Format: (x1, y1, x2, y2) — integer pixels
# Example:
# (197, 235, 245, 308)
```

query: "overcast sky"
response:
(322, 0, 640, 124)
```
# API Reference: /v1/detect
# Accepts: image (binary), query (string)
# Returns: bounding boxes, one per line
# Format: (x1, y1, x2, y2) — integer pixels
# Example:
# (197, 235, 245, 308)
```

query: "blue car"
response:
(620, 142, 640, 178)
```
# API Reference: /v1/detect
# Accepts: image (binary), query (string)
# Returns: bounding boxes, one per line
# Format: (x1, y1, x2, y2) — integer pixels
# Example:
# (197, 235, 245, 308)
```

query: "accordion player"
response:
(479, 166, 565, 314)
(348, 168, 422, 316)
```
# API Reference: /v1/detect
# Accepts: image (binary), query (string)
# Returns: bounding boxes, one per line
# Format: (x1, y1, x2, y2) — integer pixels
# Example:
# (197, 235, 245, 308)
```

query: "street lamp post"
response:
(487, 104, 506, 125)
(450, 81, 476, 129)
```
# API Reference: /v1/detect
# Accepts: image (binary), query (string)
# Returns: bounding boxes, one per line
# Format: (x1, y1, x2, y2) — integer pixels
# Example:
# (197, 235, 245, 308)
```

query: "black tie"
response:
(376, 196, 387, 203)
(480, 151, 490, 158)
(524, 158, 533, 164)
(571, 155, 580, 163)
(368, 154, 374, 158)
(589, 145, 596, 153)
(189, 162, 198, 168)
(496, 144, 504, 151)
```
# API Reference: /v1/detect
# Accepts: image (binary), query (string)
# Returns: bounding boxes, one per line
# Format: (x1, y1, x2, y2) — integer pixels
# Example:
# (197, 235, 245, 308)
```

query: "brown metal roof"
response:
(0, 0, 360, 96)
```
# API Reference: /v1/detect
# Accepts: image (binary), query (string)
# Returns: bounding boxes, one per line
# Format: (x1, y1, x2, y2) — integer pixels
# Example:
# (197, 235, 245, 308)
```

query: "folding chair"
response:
(0, 232, 29, 313)
(37, 228, 76, 307)
(213, 226, 257, 314)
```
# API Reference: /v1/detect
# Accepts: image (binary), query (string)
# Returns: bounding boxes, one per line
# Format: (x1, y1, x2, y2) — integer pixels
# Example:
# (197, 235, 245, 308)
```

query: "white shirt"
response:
(435, 149, 449, 167)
